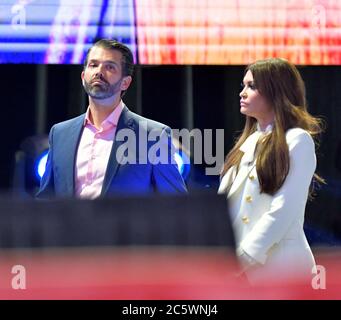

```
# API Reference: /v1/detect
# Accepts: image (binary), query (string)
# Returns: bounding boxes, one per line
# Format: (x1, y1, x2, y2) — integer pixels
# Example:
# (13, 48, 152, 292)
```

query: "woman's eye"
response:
(248, 83, 256, 90)
(240, 82, 256, 90)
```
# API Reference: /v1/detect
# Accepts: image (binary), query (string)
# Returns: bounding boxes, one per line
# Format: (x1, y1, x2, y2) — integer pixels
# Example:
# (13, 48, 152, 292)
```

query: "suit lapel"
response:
(62, 115, 85, 195)
(100, 106, 136, 196)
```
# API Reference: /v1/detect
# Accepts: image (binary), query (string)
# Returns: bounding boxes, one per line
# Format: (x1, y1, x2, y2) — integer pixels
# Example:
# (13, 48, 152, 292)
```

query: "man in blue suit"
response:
(37, 39, 187, 199)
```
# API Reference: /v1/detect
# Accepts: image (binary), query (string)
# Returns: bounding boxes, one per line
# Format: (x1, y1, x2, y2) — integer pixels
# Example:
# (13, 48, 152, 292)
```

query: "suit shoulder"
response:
(127, 110, 170, 131)
(51, 114, 85, 131)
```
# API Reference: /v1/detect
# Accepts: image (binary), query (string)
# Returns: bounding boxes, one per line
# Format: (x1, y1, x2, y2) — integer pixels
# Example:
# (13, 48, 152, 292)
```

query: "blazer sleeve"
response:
(35, 126, 55, 198)
(240, 130, 316, 264)
(150, 126, 188, 194)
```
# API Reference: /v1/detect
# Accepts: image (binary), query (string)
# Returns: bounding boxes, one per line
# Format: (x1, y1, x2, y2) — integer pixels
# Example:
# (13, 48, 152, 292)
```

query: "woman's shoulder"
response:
(286, 127, 313, 141)
(285, 127, 314, 149)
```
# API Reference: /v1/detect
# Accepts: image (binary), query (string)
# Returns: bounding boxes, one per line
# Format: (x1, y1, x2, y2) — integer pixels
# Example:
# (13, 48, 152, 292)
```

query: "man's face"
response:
(81, 46, 131, 100)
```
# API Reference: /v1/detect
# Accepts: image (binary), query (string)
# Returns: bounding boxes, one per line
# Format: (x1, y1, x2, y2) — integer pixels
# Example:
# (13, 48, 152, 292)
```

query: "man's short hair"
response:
(83, 39, 134, 77)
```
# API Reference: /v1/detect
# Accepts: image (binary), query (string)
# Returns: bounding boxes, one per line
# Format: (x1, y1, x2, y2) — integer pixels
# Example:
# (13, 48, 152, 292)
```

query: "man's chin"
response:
(89, 92, 114, 100)
(88, 89, 108, 98)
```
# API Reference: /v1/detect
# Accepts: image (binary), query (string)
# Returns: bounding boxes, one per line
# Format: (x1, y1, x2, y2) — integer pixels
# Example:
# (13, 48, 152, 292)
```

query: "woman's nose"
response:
(240, 90, 247, 98)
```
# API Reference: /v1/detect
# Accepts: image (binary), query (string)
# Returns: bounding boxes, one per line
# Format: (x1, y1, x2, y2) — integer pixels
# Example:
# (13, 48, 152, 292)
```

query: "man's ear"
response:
(120, 76, 132, 91)
(81, 70, 84, 81)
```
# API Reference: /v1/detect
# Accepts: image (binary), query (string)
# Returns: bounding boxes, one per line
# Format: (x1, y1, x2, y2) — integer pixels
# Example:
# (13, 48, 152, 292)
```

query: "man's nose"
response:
(95, 64, 105, 77)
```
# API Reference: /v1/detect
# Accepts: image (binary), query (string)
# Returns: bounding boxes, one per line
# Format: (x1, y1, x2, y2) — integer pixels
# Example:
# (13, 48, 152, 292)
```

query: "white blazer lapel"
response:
(227, 131, 260, 197)
(218, 166, 237, 195)
(228, 161, 256, 197)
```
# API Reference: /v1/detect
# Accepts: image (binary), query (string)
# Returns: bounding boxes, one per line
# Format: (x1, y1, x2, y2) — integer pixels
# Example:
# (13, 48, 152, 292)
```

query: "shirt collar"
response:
(239, 123, 273, 158)
(84, 100, 124, 129)
(256, 122, 273, 133)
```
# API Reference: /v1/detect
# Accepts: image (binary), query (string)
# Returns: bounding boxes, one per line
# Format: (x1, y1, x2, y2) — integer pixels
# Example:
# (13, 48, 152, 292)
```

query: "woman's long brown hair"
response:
(221, 58, 325, 196)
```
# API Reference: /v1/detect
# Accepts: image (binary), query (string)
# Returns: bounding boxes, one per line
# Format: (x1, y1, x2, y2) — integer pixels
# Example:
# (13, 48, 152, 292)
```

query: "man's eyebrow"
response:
(88, 59, 119, 66)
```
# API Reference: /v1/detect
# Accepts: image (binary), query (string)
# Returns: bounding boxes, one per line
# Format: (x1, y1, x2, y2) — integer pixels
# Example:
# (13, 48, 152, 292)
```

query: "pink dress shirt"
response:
(75, 101, 124, 199)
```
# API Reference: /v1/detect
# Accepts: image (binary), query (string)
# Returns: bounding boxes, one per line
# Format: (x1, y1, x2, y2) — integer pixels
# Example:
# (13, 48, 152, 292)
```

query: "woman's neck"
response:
(257, 116, 274, 132)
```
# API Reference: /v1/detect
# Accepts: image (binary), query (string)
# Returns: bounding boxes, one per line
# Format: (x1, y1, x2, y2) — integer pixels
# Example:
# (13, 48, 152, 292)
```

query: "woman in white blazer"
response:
(218, 58, 324, 286)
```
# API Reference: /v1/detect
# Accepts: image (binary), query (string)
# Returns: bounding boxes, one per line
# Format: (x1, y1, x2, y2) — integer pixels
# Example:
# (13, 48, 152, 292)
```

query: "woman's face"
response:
(239, 70, 274, 126)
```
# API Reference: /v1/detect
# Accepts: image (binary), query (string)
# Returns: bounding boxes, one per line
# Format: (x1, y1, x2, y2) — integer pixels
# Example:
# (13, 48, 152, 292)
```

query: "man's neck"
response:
(88, 96, 121, 129)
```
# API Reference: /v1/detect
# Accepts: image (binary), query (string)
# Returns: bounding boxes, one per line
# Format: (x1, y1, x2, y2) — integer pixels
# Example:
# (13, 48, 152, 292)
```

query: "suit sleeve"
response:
(151, 126, 188, 193)
(35, 126, 55, 198)
(240, 130, 316, 264)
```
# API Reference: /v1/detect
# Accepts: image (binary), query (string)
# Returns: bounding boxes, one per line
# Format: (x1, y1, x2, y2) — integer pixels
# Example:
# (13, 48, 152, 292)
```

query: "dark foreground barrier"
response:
(0, 193, 340, 299)
(0, 193, 235, 249)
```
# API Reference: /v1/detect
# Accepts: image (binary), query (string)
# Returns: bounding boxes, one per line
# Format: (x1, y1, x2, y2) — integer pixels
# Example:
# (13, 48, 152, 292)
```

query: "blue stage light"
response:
(12, 134, 49, 196)
(174, 151, 190, 180)
(35, 150, 49, 180)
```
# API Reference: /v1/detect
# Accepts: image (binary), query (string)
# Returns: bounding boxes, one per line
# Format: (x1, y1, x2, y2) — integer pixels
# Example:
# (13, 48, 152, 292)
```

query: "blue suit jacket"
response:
(36, 106, 187, 198)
